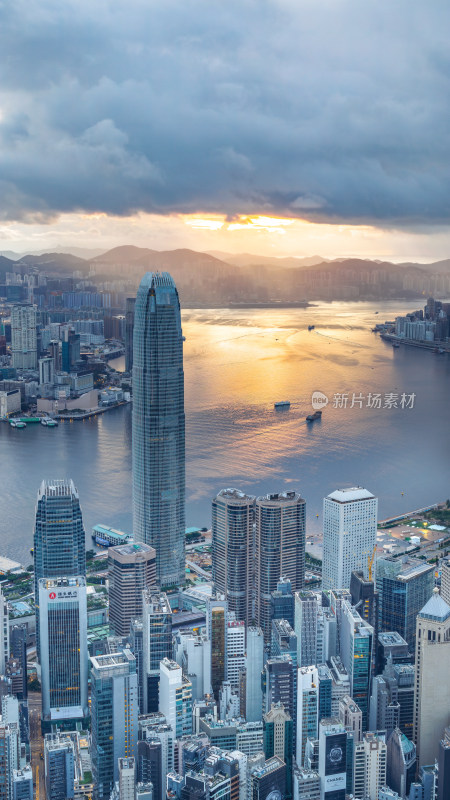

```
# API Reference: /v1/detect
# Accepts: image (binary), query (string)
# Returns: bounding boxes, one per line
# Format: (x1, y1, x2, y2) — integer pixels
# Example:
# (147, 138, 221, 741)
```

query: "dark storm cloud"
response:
(0, 0, 449, 225)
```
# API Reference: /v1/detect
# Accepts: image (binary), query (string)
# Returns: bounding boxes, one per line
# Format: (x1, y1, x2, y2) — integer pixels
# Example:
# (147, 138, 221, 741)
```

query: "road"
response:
(28, 692, 46, 800)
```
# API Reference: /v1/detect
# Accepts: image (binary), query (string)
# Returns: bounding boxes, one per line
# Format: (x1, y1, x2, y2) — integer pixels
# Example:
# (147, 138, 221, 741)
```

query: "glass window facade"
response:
(132, 273, 185, 588)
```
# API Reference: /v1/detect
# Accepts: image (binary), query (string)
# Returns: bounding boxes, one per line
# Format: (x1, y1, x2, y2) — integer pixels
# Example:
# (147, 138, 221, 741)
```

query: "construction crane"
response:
(368, 544, 377, 582)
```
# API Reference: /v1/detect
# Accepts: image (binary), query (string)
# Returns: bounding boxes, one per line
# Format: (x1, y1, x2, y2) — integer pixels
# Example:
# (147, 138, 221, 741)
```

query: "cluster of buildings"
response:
(0, 271, 449, 800)
(394, 298, 450, 344)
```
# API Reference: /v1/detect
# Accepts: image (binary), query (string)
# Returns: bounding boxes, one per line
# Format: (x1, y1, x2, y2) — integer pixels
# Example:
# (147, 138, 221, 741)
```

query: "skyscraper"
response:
(255, 491, 306, 641)
(39, 577, 89, 732)
(132, 271, 185, 588)
(339, 600, 373, 731)
(142, 590, 172, 713)
(33, 480, 86, 658)
(212, 488, 255, 627)
(11, 304, 37, 369)
(376, 554, 434, 653)
(322, 487, 378, 592)
(108, 543, 156, 636)
(158, 659, 192, 739)
(90, 650, 139, 800)
(125, 296, 136, 373)
(44, 733, 75, 800)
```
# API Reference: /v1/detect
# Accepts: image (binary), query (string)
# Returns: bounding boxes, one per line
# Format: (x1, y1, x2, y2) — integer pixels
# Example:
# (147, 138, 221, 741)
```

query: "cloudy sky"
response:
(0, 0, 449, 259)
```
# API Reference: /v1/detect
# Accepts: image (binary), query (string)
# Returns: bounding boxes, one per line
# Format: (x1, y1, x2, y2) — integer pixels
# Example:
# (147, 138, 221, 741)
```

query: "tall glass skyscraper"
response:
(132, 272, 185, 588)
(34, 479, 86, 658)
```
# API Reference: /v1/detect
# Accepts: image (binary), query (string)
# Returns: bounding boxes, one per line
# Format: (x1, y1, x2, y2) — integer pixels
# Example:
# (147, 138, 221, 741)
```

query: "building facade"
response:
(108, 543, 156, 636)
(11, 304, 37, 370)
(322, 487, 378, 592)
(132, 272, 185, 588)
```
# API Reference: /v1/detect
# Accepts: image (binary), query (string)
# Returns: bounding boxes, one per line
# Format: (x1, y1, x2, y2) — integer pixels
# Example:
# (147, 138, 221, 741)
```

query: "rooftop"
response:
(215, 488, 255, 503)
(327, 487, 375, 503)
(419, 589, 450, 622)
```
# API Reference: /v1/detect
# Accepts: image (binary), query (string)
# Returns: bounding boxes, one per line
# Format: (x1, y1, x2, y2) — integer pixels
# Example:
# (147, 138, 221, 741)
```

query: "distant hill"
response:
(206, 251, 328, 268)
(16, 252, 89, 273)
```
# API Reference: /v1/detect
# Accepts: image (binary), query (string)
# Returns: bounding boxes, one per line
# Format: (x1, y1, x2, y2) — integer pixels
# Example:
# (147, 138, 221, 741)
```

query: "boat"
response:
(392, 342, 400, 348)
(308, 325, 315, 331)
(9, 419, 26, 428)
(306, 410, 322, 422)
(41, 417, 58, 427)
(274, 401, 291, 410)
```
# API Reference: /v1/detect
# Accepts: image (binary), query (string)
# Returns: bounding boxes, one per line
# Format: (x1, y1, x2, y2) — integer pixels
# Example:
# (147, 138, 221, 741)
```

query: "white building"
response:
(244, 627, 264, 723)
(322, 487, 378, 592)
(159, 659, 192, 739)
(173, 629, 211, 701)
(353, 732, 387, 800)
(0, 390, 21, 418)
(11, 304, 37, 369)
(226, 619, 246, 689)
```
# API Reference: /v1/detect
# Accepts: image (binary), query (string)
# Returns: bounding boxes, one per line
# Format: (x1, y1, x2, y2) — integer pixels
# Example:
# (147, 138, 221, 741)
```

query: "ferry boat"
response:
(9, 419, 26, 429)
(41, 417, 58, 427)
(274, 401, 291, 410)
(308, 325, 315, 331)
(306, 410, 322, 422)
(392, 341, 400, 348)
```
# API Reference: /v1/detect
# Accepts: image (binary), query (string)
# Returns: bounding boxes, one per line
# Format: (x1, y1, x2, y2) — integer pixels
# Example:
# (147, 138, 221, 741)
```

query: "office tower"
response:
(226, 619, 246, 690)
(132, 271, 185, 588)
(369, 676, 400, 743)
(251, 757, 286, 800)
(413, 590, 450, 768)
(376, 631, 412, 674)
(138, 716, 175, 789)
(350, 569, 379, 668)
(376, 555, 434, 653)
(174, 630, 211, 702)
(38, 356, 54, 386)
(12, 766, 33, 800)
(137, 740, 161, 800)
(318, 718, 347, 800)
(130, 619, 145, 713)
(11, 304, 37, 369)
(255, 491, 306, 641)
(118, 757, 136, 800)
(44, 733, 75, 800)
(438, 727, 450, 800)
(264, 703, 293, 799)
(293, 766, 320, 800)
(271, 577, 295, 628)
(5, 660, 25, 702)
(159, 659, 192, 739)
(108, 543, 156, 636)
(339, 599, 373, 730)
(90, 650, 139, 800)
(384, 661, 415, 739)
(322, 487, 377, 592)
(236, 721, 264, 757)
(125, 297, 136, 372)
(142, 590, 172, 713)
(206, 598, 228, 700)
(212, 488, 255, 628)
(328, 657, 351, 717)
(271, 618, 297, 664)
(0, 591, 9, 676)
(263, 657, 294, 720)
(295, 591, 320, 667)
(39, 577, 88, 731)
(10, 626, 27, 701)
(317, 664, 332, 722)
(243, 627, 264, 723)
(61, 328, 80, 372)
(297, 666, 319, 766)
(219, 680, 240, 720)
(33, 479, 86, 658)
(353, 732, 387, 800)
(386, 728, 416, 799)
(338, 695, 362, 744)
(48, 340, 61, 372)
(0, 721, 20, 800)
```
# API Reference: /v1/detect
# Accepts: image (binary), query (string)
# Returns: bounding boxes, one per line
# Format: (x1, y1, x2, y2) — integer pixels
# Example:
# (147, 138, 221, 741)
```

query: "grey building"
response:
(142, 590, 172, 713)
(376, 555, 434, 652)
(12, 767, 33, 800)
(255, 491, 306, 641)
(108, 543, 156, 636)
(44, 734, 75, 800)
(212, 488, 255, 628)
(132, 272, 185, 588)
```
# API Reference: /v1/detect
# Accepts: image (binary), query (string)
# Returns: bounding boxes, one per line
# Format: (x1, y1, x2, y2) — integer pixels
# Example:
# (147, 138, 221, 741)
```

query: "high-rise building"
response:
(376, 555, 434, 653)
(142, 590, 172, 713)
(173, 629, 212, 702)
(264, 703, 293, 799)
(322, 487, 378, 592)
(132, 272, 185, 588)
(263, 657, 294, 721)
(353, 732, 387, 800)
(0, 591, 10, 676)
(437, 727, 450, 800)
(338, 695, 362, 744)
(293, 766, 320, 800)
(137, 740, 162, 800)
(125, 297, 136, 373)
(339, 600, 373, 731)
(38, 356, 54, 386)
(0, 722, 20, 800)
(11, 304, 37, 369)
(226, 619, 246, 690)
(11, 766, 33, 800)
(369, 676, 400, 743)
(206, 598, 228, 701)
(90, 650, 139, 800)
(413, 589, 450, 768)
(159, 659, 192, 739)
(117, 757, 136, 800)
(243, 626, 264, 723)
(271, 577, 295, 629)
(349, 570, 379, 667)
(297, 666, 319, 766)
(386, 727, 416, 799)
(61, 329, 80, 372)
(108, 543, 156, 636)
(10, 626, 27, 701)
(212, 488, 255, 628)
(39, 577, 88, 732)
(44, 733, 75, 800)
(376, 631, 412, 674)
(33, 480, 86, 659)
(318, 718, 347, 800)
(255, 491, 306, 641)
(251, 756, 286, 800)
